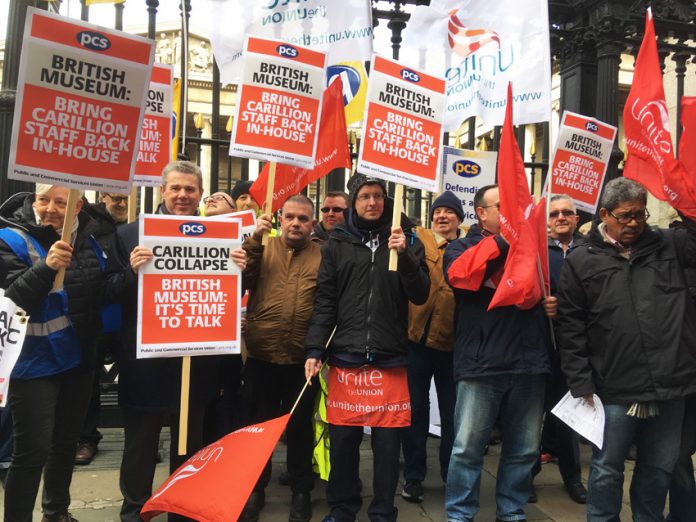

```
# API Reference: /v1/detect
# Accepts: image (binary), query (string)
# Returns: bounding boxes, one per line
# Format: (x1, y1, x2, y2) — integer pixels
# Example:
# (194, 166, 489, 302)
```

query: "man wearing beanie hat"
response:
(305, 173, 430, 522)
(401, 190, 463, 504)
(231, 180, 260, 213)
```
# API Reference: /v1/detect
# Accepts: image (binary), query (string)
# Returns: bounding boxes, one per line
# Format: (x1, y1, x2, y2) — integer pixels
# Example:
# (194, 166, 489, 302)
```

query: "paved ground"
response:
(11, 428, 640, 521)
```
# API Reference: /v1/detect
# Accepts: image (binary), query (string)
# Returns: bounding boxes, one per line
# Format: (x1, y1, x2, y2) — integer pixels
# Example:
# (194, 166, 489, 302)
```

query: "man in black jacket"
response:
(75, 192, 129, 466)
(557, 177, 696, 521)
(443, 184, 553, 522)
(304, 174, 430, 522)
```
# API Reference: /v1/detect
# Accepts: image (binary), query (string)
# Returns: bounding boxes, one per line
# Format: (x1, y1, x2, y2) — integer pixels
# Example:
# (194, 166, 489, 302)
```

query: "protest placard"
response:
(230, 36, 326, 169)
(223, 209, 257, 241)
(441, 147, 497, 228)
(8, 8, 154, 193)
(357, 54, 446, 193)
(134, 64, 173, 187)
(137, 215, 242, 358)
(0, 289, 28, 407)
(548, 112, 617, 214)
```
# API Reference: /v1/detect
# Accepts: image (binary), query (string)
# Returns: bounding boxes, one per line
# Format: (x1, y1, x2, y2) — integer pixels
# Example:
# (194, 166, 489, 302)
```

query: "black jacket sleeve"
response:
(397, 237, 430, 305)
(0, 240, 55, 314)
(556, 257, 595, 398)
(304, 241, 338, 360)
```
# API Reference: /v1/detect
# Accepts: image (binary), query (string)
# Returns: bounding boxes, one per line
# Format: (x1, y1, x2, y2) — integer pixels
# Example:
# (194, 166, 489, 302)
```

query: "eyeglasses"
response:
(549, 209, 576, 219)
(203, 195, 234, 207)
(356, 193, 386, 202)
(481, 203, 499, 209)
(321, 206, 346, 214)
(104, 195, 128, 204)
(609, 209, 650, 224)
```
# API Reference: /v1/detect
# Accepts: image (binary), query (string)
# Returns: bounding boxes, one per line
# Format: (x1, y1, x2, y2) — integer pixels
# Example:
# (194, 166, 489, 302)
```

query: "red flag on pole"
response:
(446, 235, 501, 291)
(532, 198, 550, 296)
(141, 414, 290, 522)
(488, 84, 542, 310)
(679, 97, 696, 181)
(250, 77, 352, 212)
(623, 9, 696, 219)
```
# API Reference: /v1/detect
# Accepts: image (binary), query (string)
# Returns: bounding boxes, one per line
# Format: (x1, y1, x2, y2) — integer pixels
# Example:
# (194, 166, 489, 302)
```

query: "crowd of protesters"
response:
(1, 161, 695, 522)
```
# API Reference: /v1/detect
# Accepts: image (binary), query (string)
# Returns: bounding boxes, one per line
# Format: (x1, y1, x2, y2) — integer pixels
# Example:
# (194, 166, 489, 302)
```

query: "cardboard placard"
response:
(357, 54, 446, 192)
(441, 147, 498, 228)
(134, 63, 173, 187)
(547, 112, 617, 214)
(223, 209, 257, 241)
(137, 215, 242, 358)
(8, 8, 154, 192)
(230, 36, 326, 169)
(0, 289, 28, 407)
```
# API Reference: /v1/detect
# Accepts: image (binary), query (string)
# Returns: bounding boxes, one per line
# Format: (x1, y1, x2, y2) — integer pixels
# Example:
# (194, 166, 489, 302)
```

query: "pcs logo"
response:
(276, 44, 299, 59)
(452, 159, 481, 178)
(400, 69, 420, 83)
(585, 121, 599, 133)
(77, 31, 111, 51)
(179, 223, 206, 236)
(327, 65, 361, 106)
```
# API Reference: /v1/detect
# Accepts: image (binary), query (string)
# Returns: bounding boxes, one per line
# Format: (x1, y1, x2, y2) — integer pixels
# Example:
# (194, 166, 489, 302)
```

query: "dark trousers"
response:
(327, 425, 401, 522)
(401, 341, 455, 483)
(0, 407, 12, 468)
(4, 368, 93, 522)
(242, 357, 317, 494)
(668, 394, 696, 521)
(118, 404, 205, 522)
(532, 355, 581, 486)
(78, 367, 103, 446)
(202, 355, 244, 445)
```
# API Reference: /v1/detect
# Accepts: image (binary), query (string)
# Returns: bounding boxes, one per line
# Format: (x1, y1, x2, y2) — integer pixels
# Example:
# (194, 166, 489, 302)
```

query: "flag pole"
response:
(262, 162, 276, 246)
(128, 185, 138, 224)
(53, 189, 81, 291)
(292, 326, 337, 415)
(389, 184, 404, 271)
(536, 255, 557, 351)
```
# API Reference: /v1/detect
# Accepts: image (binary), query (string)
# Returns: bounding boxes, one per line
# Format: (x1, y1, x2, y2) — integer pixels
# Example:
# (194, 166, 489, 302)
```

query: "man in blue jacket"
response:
(443, 184, 554, 522)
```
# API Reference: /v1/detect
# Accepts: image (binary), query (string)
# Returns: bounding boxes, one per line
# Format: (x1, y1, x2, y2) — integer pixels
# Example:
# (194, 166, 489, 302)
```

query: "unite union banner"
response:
(403, 0, 551, 130)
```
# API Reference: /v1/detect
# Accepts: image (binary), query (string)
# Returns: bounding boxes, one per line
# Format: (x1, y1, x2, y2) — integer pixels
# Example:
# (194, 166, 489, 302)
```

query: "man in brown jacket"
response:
(401, 190, 463, 503)
(239, 194, 321, 522)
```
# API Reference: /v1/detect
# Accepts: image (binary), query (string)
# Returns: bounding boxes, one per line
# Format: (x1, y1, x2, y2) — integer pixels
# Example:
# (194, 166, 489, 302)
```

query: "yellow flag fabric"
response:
(327, 61, 367, 126)
(171, 78, 181, 160)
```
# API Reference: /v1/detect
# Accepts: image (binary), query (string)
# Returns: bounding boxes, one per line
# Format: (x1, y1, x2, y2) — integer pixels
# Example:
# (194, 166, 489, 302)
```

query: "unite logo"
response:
(630, 97, 673, 155)
(400, 69, 420, 83)
(150, 445, 224, 499)
(76, 31, 111, 51)
(179, 222, 206, 236)
(453, 159, 481, 178)
(447, 9, 500, 58)
(276, 44, 299, 59)
(327, 65, 361, 105)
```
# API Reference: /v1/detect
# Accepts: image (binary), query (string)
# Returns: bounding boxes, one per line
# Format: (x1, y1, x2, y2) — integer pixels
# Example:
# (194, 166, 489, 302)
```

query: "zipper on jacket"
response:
(365, 231, 377, 363)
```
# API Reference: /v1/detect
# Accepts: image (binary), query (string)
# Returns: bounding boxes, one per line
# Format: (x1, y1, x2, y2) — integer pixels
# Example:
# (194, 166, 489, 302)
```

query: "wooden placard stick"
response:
(262, 162, 276, 246)
(388, 184, 404, 272)
(52, 189, 80, 291)
(128, 185, 138, 224)
(177, 355, 192, 455)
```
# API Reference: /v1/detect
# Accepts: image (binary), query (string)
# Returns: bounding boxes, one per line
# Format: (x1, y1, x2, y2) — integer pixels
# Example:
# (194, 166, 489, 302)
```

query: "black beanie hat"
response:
(430, 190, 464, 223)
(231, 180, 254, 202)
(347, 172, 387, 207)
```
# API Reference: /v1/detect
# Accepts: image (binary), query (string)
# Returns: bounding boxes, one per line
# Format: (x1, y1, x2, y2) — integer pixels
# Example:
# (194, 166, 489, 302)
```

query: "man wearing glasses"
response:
(75, 192, 129, 466)
(312, 192, 349, 243)
(203, 191, 236, 217)
(556, 177, 696, 521)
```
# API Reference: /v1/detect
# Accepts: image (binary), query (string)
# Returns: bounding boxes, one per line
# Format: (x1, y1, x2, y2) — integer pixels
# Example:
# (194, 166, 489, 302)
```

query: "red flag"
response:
(488, 84, 542, 310)
(623, 10, 696, 220)
(250, 78, 351, 212)
(532, 198, 550, 296)
(447, 235, 501, 291)
(679, 97, 696, 182)
(141, 415, 290, 522)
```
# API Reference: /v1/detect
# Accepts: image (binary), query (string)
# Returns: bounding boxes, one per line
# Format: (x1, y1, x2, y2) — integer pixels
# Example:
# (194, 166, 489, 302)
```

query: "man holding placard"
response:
(111, 161, 246, 522)
(239, 194, 321, 522)
(304, 173, 429, 522)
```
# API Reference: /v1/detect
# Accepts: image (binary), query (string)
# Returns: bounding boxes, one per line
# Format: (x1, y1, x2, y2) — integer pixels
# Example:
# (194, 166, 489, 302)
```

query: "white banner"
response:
(441, 147, 498, 228)
(0, 289, 28, 407)
(403, 0, 551, 131)
(191, 0, 373, 85)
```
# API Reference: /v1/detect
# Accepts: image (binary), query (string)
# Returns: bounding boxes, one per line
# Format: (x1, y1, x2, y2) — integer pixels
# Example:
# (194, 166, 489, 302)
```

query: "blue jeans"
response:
(588, 398, 684, 522)
(668, 395, 696, 521)
(402, 341, 455, 484)
(445, 374, 545, 522)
